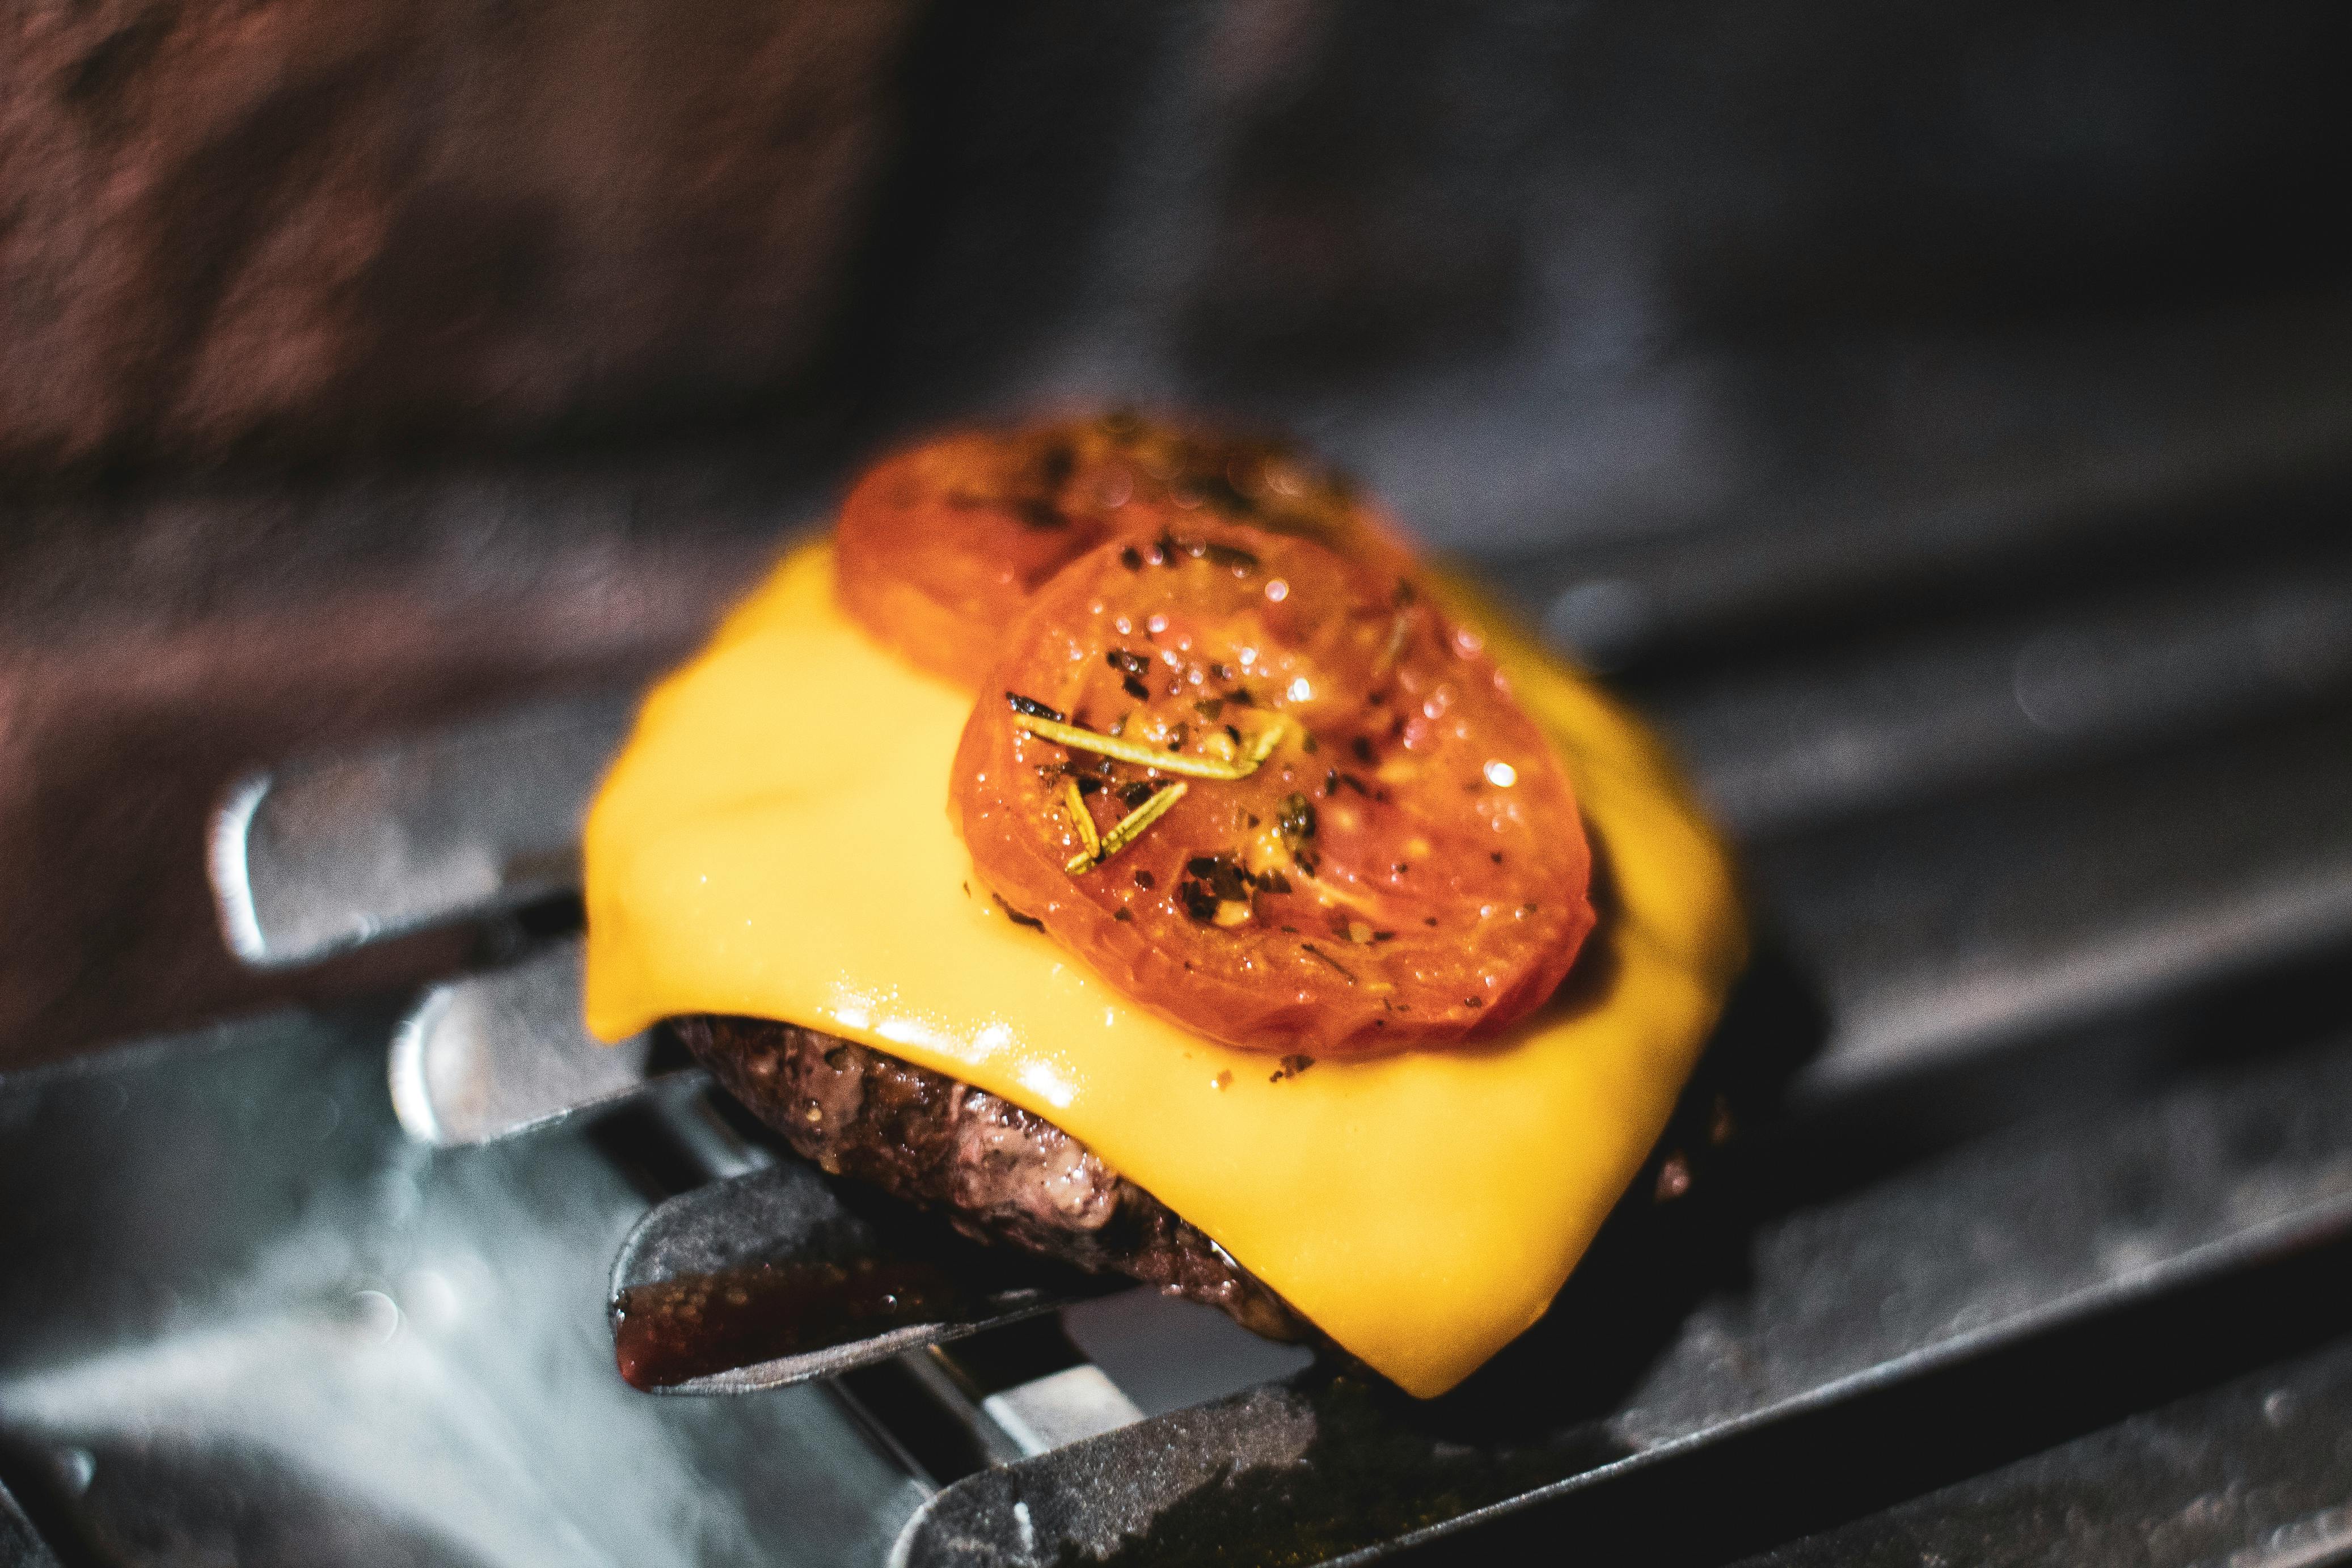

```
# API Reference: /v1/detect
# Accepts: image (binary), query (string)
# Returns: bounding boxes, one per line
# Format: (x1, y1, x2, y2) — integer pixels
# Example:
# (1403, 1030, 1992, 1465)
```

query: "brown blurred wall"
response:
(1, 0, 918, 475)
(0, 0, 920, 1067)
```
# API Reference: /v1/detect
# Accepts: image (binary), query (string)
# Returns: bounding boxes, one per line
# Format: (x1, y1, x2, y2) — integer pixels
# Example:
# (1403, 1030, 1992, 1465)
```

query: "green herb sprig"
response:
(1015, 712, 1290, 781)
(1062, 777, 1101, 861)
(1065, 781, 1186, 874)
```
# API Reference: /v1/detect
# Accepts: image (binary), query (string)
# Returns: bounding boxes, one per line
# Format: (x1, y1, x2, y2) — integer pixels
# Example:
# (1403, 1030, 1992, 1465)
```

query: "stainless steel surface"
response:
(1058, 1287, 1315, 1421)
(0, 1009, 931, 1567)
(388, 938, 680, 1147)
(889, 1030, 2352, 1565)
(210, 691, 635, 970)
(907, 1321, 1148, 1465)
(1759, 701, 2352, 1096)
(1730, 1332, 2352, 1568)
(1498, 344, 2352, 674)
(978, 1367, 1144, 1459)
(0, 1482, 60, 1568)
(1656, 553, 2352, 838)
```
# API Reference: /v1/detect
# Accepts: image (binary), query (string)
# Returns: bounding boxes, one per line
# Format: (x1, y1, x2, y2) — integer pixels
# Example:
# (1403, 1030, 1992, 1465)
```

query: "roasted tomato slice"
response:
(836, 413, 1415, 683)
(950, 526, 1594, 1055)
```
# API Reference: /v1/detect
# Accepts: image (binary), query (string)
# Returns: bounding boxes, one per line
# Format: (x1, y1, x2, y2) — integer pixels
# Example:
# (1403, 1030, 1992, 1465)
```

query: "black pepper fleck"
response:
(1299, 943, 1358, 983)
(992, 894, 1045, 930)
(1006, 692, 1065, 723)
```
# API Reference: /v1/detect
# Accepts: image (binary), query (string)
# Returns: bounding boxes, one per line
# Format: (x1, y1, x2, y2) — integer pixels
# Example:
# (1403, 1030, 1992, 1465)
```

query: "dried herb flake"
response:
(1006, 691, 1065, 723)
(1299, 943, 1358, 983)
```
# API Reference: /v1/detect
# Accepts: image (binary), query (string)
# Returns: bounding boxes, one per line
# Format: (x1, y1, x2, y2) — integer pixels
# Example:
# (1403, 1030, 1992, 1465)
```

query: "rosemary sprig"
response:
(1062, 777, 1101, 861)
(1066, 781, 1186, 874)
(1015, 712, 1291, 781)
(1238, 717, 1291, 772)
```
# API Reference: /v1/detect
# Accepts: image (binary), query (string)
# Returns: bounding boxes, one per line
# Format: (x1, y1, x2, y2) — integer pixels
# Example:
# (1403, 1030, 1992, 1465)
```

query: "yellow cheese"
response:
(584, 542, 1745, 1397)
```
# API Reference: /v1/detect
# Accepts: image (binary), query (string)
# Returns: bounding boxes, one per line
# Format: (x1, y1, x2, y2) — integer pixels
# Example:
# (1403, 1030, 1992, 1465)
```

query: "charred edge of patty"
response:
(672, 1014, 1308, 1344)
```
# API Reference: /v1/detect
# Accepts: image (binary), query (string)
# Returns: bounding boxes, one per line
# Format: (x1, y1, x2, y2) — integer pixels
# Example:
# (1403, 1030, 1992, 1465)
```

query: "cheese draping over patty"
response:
(584, 543, 1743, 1397)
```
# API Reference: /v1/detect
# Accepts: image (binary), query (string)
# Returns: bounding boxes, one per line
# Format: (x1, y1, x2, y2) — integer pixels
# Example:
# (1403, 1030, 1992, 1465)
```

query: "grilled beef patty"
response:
(674, 1015, 1306, 1342)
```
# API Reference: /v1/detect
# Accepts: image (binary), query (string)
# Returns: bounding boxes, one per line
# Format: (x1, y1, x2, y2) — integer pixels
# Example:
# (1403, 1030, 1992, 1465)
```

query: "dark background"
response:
(3, 0, 2349, 1067)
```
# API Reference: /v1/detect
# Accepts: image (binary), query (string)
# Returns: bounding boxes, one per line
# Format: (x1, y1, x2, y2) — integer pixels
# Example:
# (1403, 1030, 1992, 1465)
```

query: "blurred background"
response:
(9, 5, 2352, 1565)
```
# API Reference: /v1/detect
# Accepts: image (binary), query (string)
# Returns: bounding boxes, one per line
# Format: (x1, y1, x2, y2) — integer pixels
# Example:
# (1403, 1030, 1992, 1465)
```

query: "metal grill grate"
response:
(8, 453, 2352, 1567)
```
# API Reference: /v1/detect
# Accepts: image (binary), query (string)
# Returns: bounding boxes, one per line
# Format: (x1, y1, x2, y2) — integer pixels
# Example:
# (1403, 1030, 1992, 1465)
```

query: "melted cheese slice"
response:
(584, 543, 1744, 1397)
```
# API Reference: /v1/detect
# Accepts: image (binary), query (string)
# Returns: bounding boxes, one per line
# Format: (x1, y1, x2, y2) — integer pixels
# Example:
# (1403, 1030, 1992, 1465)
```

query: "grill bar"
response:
(1760, 698, 2352, 1093)
(0, 1481, 59, 1568)
(1654, 548, 2352, 838)
(210, 690, 636, 969)
(1728, 1325, 2352, 1568)
(388, 938, 681, 1146)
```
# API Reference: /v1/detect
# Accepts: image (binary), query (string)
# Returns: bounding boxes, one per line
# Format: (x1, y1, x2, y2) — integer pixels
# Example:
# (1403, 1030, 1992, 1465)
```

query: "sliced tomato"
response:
(835, 413, 1416, 684)
(950, 527, 1594, 1055)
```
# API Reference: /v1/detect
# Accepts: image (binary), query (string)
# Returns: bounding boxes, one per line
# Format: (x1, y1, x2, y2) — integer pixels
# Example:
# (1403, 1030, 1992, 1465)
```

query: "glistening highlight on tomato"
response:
(835, 412, 1417, 684)
(949, 526, 1595, 1055)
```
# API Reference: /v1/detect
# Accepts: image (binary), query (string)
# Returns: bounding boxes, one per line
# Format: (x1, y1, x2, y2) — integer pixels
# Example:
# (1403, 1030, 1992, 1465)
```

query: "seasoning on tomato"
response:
(835, 413, 1416, 684)
(949, 526, 1595, 1055)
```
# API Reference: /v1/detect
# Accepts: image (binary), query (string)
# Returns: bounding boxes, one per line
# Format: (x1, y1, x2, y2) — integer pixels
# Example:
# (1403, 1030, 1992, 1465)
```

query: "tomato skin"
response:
(951, 527, 1594, 1056)
(835, 414, 1414, 685)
